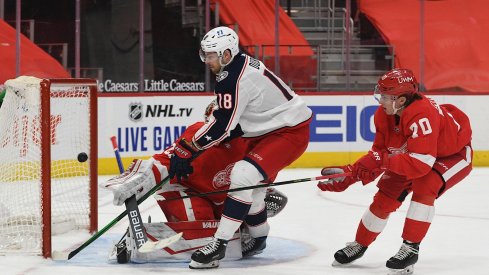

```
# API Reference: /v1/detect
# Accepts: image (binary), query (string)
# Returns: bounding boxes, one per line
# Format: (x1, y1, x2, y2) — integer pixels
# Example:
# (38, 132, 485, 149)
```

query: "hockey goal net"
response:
(0, 76, 97, 258)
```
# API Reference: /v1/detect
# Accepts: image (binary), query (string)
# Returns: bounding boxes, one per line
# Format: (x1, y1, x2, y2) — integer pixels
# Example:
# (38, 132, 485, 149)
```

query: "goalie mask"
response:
(199, 26, 239, 67)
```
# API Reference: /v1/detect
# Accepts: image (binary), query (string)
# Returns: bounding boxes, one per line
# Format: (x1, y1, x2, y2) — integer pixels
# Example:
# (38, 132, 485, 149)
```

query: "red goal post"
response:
(0, 77, 98, 258)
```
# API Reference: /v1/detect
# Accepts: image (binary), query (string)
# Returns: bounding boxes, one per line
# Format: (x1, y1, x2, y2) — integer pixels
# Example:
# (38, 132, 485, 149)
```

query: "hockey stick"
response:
(51, 175, 171, 260)
(52, 137, 173, 260)
(156, 172, 351, 202)
(109, 136, 149, 251)
(110, 136, 125, 174)
(110, 136, 181, 254)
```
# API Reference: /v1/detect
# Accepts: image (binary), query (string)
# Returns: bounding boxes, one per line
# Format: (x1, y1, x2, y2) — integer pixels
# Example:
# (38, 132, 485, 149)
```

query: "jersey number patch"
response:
(409, 118, 432, 138)
(217, 93, 233, 109)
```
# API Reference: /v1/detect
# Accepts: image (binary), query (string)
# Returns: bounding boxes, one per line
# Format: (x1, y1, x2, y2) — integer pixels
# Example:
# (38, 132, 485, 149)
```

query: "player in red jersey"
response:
(152, 121, 250, 221)
(317, 69, 472, 274)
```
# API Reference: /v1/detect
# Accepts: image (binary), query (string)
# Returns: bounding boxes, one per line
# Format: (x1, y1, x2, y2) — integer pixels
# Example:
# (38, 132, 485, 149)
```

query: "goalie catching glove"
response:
(317, 149, 387, 192)
(101, 158, 168, 205)
(264, 188, 288, 218)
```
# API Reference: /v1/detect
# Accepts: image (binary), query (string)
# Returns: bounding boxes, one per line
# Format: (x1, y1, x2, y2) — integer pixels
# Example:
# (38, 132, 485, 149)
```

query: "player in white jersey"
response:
(168, 26, 312, 269)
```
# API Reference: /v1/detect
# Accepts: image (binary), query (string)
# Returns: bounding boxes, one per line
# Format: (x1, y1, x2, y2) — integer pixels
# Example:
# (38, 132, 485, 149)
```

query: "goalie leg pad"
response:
(125, 221, 242, 263)
(156, 190, 218, 222)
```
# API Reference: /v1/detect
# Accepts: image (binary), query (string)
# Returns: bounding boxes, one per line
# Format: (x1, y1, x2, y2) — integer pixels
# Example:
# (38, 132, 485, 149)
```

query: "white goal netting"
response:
(0, 76, 96, 255)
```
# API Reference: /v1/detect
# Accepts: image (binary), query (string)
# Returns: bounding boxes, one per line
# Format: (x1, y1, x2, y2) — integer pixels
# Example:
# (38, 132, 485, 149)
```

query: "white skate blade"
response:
(332, 260, 343, 267)
(52, 250, 69, 261)
(107, 243, 118, 261)
(387, 264, 414, 275)
(243, 249, 264, 258)
(332, 260, 357, 267)
(138, 232, 183, 253)
(189, 259, 220, 269)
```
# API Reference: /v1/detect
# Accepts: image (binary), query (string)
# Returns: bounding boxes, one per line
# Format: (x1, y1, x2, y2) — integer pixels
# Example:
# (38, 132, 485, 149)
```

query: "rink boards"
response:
(96, 92, 489, 174)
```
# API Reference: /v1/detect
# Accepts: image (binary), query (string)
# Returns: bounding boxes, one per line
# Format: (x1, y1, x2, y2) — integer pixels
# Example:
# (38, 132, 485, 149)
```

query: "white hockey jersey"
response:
(193, 53, 312, 149)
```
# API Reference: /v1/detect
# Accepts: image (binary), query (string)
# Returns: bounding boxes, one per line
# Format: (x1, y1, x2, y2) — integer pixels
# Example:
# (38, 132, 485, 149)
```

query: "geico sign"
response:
(309, 105, 377, 142)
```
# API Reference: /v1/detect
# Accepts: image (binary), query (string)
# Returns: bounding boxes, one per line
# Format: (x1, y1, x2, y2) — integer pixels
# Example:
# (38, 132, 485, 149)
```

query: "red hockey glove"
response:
(352, 150, 388, 185)
(317, 165, 357, 192)
(168, 138, 202, 183)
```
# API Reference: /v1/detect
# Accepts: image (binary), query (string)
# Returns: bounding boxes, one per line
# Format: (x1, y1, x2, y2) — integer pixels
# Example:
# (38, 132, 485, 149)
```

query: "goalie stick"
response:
(52, 137, 176, 260)
(108, 136, 149, 251)
(108, 136, 150, 252)
(156, 172, 351, 202)
(51, 176, 171, 260)
(110, 136, 126, 174)
(124, 195, 182, 254)
(112, 136, 181, 254)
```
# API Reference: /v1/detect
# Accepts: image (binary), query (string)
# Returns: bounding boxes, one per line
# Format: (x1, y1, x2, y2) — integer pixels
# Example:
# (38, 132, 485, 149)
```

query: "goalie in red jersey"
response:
(102, 101, 287, 264)
(151, 120, 285, 221)
(317, 69, 472, 274)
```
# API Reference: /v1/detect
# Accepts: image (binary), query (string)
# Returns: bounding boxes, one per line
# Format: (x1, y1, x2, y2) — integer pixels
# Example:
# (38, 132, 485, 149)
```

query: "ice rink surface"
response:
(1, 168, 488, 275)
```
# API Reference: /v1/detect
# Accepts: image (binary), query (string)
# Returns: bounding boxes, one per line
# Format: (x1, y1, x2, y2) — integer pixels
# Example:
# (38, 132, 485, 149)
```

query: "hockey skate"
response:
(332, 241, 368, 266)
(115, 239, 131, 263)
(108, 229, 131, 264)
(242, 236, 267, 257)
(189, 238, 228, 269)
(386, 240, 419, 275)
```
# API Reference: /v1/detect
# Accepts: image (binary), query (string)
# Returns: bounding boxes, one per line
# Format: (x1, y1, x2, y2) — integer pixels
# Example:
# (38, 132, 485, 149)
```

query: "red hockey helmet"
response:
(374, 69, 418, 100)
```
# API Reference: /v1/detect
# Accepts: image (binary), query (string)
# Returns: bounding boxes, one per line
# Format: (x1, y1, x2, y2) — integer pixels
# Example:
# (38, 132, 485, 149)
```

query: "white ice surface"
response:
(1, 168, 488, 275)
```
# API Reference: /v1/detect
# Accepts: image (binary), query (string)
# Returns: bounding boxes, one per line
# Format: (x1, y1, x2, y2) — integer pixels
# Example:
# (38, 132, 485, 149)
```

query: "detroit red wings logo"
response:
(212, 163, 235, 189)
(387, 142, 408, 155)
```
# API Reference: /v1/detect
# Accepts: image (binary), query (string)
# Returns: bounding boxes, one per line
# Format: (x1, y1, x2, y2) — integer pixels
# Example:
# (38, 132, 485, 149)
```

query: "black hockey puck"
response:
(77, 152, 88, 163)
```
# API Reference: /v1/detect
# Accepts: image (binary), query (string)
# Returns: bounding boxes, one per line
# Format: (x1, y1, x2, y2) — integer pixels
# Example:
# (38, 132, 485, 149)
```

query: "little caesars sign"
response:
(98, 79, 205, 92)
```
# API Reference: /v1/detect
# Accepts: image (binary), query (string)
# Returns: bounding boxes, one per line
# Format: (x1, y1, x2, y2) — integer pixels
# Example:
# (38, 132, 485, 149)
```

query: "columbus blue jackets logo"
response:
(129, 103, 143, 121)
(216, 71, 228, 82)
